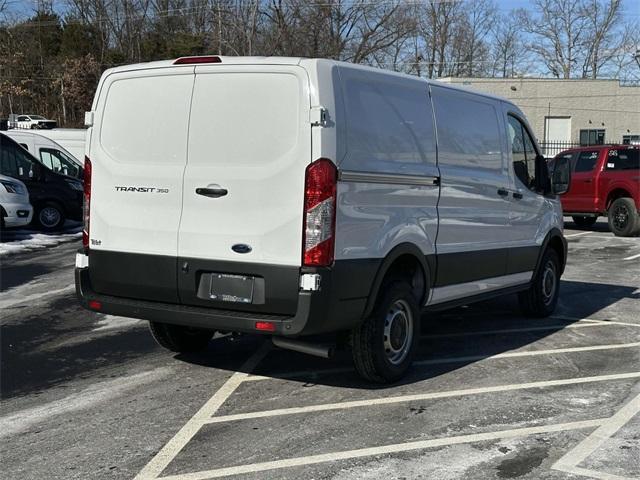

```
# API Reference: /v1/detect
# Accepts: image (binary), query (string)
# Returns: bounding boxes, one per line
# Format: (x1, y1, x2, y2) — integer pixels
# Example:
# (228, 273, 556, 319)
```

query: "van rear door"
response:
(88, 67, 194, 302)
(177, 65, 311, 313)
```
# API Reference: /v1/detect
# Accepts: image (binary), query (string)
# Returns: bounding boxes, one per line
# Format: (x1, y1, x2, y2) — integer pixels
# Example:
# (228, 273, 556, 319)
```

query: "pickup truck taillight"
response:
(83, 156, 92, 250)
(302, 158, 337, 267)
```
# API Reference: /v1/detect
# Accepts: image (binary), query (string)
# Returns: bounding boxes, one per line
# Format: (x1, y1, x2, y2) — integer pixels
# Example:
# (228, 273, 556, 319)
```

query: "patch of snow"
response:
(0, 222, 82, 257)
(92, 315, 144, 332)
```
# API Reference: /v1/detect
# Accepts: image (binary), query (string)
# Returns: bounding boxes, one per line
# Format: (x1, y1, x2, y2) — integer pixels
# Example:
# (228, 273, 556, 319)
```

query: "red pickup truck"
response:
(553, 145, 640, 236)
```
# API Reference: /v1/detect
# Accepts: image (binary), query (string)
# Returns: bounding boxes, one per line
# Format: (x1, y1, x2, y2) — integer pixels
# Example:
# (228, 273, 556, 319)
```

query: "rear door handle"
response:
(196, 186, 228, 198)
(497, 188, 509, 197)
(513, 192, 523, 200)
(583, 179, 592, 183)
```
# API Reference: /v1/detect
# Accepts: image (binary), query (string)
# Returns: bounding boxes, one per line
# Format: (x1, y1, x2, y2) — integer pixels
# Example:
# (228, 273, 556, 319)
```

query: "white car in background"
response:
(12, 114, 57, 130)
(0, 174, 33, 228)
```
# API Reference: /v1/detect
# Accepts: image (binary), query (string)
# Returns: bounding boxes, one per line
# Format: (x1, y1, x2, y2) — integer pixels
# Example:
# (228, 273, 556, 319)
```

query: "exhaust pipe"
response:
(272, 337, 334, 359)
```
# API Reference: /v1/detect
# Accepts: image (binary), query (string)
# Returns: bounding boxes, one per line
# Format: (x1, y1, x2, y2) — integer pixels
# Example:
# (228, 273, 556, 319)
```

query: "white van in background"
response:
(75, 56, 571, 383)
(4, 130, 84, 180)
(30, 128, 86, 163)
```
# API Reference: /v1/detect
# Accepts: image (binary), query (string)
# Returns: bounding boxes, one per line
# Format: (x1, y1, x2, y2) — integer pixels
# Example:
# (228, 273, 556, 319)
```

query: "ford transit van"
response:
(1, 133, 83, 230)
(4, 130, 84, 180)
(75, 56, 571, 382)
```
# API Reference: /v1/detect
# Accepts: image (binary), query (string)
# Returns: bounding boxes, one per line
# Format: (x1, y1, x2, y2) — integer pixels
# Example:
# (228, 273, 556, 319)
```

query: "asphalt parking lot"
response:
(1, 218, 639, 480)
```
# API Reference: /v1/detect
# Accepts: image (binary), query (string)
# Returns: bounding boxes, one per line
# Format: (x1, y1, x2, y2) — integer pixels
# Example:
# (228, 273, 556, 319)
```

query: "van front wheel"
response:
(351, 281, 419, 383)
(518, 249, 560, 318)
(149, 322, 214, 353)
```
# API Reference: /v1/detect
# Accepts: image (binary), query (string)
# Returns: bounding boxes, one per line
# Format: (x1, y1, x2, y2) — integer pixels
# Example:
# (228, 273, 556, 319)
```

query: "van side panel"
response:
(334, 66, 439, 278)
(429, 85, 515, 302)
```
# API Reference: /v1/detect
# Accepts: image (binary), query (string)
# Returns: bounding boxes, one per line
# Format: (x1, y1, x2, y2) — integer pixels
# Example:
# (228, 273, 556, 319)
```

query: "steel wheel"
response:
(541, 260, 557, 306)
(383, 299, 414, 365)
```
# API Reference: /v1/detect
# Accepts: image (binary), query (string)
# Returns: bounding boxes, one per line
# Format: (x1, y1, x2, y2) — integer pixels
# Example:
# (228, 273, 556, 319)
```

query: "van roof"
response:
(102, 56, 516, 109)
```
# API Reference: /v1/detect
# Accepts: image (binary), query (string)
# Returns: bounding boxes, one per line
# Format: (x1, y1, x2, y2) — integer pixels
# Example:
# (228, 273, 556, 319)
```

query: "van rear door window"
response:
(100, 73, 194, 165)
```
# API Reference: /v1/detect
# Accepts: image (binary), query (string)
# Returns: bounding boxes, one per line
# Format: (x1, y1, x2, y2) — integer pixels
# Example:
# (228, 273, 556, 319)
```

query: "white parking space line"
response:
(552, 393, 640, 480)
(422, 320, 614, 339)
(244, 342, 640, 382)
(157, 418, 605, 480)
(133, 342, 271, 480)
(623, 253, 640, 261)
(565, 231, 593, 238)
(206, 372, 640, 424)
(551, 317, 640, 329)
(415, 342, 640, 366)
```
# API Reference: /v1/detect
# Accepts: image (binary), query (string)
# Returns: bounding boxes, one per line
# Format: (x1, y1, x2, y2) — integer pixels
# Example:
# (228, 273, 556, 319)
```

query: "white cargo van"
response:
(32, 128, 86, 163)
(75, 56, 571, 382)
(4, 130, 84, 179)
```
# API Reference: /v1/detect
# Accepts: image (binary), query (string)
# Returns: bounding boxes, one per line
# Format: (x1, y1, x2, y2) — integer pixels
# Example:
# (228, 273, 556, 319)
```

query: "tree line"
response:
(1, 0, 638, 127)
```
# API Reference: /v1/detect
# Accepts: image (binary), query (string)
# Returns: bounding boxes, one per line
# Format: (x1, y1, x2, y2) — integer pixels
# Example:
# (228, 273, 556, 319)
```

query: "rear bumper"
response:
(75, 262, 368, 337)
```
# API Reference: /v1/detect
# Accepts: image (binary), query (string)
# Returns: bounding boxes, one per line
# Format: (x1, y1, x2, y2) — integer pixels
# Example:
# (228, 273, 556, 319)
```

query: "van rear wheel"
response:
(518, 249, 560, 318)
(149, 322, 214, 353)
(571, 216, 597, 228)
(351, 281, 419, 383)
(607, 198, 640, 237)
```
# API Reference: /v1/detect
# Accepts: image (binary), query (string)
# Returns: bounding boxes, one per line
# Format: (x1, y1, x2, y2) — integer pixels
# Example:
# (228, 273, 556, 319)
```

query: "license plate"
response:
(209, 273, 254, 303)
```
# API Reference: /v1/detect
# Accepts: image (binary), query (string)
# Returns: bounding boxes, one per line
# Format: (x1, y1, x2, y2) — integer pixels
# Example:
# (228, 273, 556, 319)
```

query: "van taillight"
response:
(83, 156, 92, 250)
(303, 158, 337, 267)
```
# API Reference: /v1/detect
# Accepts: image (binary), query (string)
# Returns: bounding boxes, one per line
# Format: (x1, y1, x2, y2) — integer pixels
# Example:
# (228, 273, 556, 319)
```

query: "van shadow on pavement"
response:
(176, 279, 639, 390)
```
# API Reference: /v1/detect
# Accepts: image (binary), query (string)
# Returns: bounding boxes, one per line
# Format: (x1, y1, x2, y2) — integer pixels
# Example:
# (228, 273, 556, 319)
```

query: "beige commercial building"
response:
(439, 77, 640, 155)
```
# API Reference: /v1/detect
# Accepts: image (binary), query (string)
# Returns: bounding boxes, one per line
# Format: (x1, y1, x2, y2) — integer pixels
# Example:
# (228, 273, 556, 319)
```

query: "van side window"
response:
(606, 149, 639, 170)
(507, 115, 537, 190)
(40, 148, 80, 177)
(574, 151, 599, 172)
(0, 137, 34, 179)
(431, 87, 502, 172)
(342, 73, 436, 174)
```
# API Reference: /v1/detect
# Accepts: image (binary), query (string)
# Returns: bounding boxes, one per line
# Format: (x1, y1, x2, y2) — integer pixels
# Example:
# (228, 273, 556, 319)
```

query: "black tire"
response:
(607, 198, 640, 237)
(519, 249, 561, 318)
(351, 281, 420, 383)
(571, 215, 597, 228)
(35, 201, 65, 231)
(149, 322, 214, 353)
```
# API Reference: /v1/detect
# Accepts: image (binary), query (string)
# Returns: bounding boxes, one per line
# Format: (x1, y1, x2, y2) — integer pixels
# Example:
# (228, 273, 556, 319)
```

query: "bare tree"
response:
(580, 0, 623, 78)
(517, 0, 589, 78)
(491, 13, 526, 77)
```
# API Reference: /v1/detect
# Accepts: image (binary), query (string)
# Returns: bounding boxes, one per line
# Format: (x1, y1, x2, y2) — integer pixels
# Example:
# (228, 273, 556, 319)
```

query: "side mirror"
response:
(535, 154, 551, 194)
(550, 156, 571, 195)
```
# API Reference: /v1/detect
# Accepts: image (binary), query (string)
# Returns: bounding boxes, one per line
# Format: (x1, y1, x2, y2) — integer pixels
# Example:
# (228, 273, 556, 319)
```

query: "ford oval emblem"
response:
(232, 244, 252, 254)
